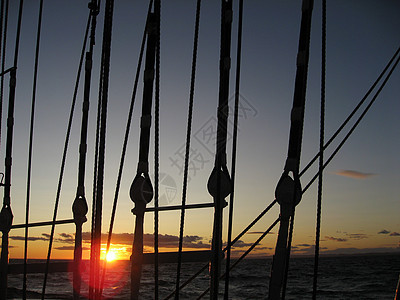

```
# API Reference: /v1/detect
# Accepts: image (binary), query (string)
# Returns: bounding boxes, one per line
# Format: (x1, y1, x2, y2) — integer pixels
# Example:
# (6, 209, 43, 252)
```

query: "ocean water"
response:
(7, 253, 400, 299)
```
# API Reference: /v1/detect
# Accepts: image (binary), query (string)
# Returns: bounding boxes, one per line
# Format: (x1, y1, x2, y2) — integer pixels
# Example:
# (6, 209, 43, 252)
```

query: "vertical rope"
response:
(42, 7, 91, 300)
(99, 0, 153, 296)
(312, 1, 326, 299)
(92, 0, 114, 298)
(73, 1, 99, 299)
(223, 0, 243, 298)
(0, 1, 23, 299)
(209, 1, 233, 297)
(174, 1, 201, 298)
(130, 10, 157, 299)
(23, 1, 43, 299)
(269, 1, 314, 299)
(154, 0, 161, 299)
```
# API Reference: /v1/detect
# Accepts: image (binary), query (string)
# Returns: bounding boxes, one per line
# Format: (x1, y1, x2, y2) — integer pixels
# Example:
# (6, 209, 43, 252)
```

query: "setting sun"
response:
(105, 250, 117, 262)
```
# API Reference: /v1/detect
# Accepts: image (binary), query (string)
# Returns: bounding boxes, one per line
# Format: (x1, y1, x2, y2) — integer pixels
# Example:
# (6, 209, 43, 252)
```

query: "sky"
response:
(0, 1, 399, 261)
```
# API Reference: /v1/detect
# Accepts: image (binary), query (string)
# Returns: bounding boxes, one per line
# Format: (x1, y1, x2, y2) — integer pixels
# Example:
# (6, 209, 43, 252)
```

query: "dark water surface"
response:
(7, 253, 400, 299)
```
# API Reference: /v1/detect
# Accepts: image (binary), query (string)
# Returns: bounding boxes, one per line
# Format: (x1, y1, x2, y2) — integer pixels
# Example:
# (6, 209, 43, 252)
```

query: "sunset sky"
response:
(1, 1, 399, 261)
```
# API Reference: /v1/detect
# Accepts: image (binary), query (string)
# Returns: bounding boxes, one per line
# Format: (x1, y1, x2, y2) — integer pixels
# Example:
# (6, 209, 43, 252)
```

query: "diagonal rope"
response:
(0, 0, 6, 156)
(174, 1, 201, 298)
(224, 0, 243, 298)
(300, 44, 400, 178)
(197, 218, 280, 299)
(24, 1, 43, 299)
(42, 8, 92, 300)
(312, 1, 326, 298)
(164, 199, 277, 300)
(302, 48, 400, 195)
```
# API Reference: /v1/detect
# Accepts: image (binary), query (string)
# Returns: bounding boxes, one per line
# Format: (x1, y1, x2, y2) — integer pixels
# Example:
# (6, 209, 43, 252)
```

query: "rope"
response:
(91, 0, 114, 298)
(154, 0, 161, 298)
(224, 0, 243, 298)
(175, 1, 201, 298)
(0, 1, 22, 299)
(72, 1, 99, 299)
(130, 11, 157, 299)
(41, 7, 92, 300)
(300, 44, 400, 178)
(89, 1, 103, 297)
(312, 1, 326, 298)
(99, 0, 153, 296)
(209, 1, 233, 297)
(0, 0, 6, 156)
(302, 48, 400, 195)
(164, 200, 277, 300)
(269, 1, 314, 299)
(23, 1, 43, 299)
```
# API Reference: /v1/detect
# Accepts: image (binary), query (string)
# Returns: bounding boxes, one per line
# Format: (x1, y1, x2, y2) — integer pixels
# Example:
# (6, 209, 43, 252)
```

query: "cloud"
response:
(346, 233, 368, 240)
(247, 231, 274, 235)
(378, 230, 390, 234)
(390, 232, 400, 236)
(325, 236, 347, 242)
(334, 170, 376, 179)
(10, 235, 48, 242)
(55, 246, 90, 251)
(79, 232, 256, 250)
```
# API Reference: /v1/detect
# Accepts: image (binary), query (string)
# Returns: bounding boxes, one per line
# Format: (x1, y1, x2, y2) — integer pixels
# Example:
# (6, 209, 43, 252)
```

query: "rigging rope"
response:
(42, 6, 92, 300)
(299, 45, 400, 178)
(72, 1, 99, 299)
(175, 1, 201, 298)
(165, 199, 278, 299)
(224, 0, 243, 298)
(269, 1, 314, 299)
(130, 10, 157, 299)
(154, 1, 161, 298)
(89, 1, 102, 296)
(90, 0, 114, 298)
(0, 0, 6, 156)
(0, 1, 23, 299)
(165, 44, 400, 299)
(312, 1, 326, 298)
(99, 0, 153, 296)
(208, 1, 233, 297)
(24, 1, 43, 299)
(302, 48, 400, 195)
(197, 218, 280, 299)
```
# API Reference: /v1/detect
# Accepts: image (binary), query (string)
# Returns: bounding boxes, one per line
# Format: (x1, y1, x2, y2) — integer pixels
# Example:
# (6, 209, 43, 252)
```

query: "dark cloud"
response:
(247, 231, 274, 235)
(346, 233, 368, 240)
(325, 236, 347, 242)
(378, 230, 390, 234)
(55, 246, 90, 251)
(334, 170, 376, 179)
(10, 235, 48, 242)
(389, 232, 400, 236)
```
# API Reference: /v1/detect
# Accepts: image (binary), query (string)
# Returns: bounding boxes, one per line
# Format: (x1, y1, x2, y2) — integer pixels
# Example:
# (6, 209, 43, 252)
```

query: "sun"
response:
(105, 250, 117, 262)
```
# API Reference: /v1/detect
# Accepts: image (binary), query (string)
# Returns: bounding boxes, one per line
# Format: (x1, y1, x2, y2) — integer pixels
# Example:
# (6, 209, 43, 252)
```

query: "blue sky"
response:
(1, 1, 399, 259)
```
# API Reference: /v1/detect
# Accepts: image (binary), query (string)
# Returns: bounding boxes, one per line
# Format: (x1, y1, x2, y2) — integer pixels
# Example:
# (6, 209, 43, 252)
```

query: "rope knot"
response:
(207, 166, 232, 201)
(72, 195, 88, 225)
(130, 173, 154, 211)
(0, 205, 13, 233)
(275, 173, 302, 208)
